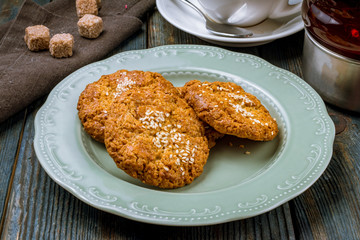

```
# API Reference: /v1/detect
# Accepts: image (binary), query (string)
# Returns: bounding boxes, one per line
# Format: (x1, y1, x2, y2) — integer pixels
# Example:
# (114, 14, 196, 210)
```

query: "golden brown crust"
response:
(178, 86, 224, 148)
(203, 122, 225, 148)
(181, 80, 279, 141)
(104, 87, 209, 189)
(77, 70, 177, 142)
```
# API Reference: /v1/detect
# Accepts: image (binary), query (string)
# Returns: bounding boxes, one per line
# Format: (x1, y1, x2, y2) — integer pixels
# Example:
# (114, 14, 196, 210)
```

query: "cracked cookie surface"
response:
(181, 80, 279, 141)
(77, 70, 176, 142)
(104, 87, 209, 189)
(178, 86, 224, 148)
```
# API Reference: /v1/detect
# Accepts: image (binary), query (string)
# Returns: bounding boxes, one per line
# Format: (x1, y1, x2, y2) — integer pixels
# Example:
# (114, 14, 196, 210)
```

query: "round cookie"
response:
(178, 86, 224, 148)
(104, 87, 209, 189)
(181, 80, 279, 141)
(77, 70, 177, 142)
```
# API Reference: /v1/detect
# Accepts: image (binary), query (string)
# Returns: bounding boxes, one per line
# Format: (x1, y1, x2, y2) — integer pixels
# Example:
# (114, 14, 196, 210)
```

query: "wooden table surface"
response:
(1, 0, 360, 239)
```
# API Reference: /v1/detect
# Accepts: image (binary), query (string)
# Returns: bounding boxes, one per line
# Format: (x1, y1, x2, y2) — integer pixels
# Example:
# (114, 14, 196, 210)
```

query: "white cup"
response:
(197, 0, 302, 27)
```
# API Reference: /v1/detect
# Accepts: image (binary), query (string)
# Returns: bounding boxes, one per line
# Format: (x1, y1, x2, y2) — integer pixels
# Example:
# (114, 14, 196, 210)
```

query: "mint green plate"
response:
(34, 45, 335, 226)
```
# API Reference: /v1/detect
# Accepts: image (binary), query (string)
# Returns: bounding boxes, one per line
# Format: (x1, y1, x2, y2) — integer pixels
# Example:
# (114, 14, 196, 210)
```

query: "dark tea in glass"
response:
(302, 0, 360, 60)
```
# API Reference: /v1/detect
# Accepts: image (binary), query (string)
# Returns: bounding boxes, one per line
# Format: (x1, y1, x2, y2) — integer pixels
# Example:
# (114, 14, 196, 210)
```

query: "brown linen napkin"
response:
(0, 0, 155, 123)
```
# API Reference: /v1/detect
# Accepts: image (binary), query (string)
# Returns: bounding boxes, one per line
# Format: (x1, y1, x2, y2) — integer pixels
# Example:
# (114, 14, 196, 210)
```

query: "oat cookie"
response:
(181, 80, 279, 141)
(77, 70, 176, 142)
(104, 88, 209, 189)
(178, 86, 223, 148)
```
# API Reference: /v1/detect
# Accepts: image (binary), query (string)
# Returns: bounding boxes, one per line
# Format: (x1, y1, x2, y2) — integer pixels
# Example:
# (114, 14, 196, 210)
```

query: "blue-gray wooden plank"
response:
(0, 0, 51, 25)
(0, 112, 25, 223)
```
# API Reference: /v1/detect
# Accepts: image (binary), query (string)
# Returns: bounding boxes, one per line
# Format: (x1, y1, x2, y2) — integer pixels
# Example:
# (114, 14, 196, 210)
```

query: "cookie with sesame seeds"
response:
(181, 80, 279, 141)
(77, 70, 177, 142)
(177, 86, 224, 148)
(104, 87, 209, 189)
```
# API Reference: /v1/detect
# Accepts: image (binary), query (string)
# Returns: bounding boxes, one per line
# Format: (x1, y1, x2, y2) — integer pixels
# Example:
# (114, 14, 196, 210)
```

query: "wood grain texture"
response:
(291, 106, 360, 240)
(0, 111, 25, 228)
(0, 0, 50, 25)
(258, 31, 304, 78)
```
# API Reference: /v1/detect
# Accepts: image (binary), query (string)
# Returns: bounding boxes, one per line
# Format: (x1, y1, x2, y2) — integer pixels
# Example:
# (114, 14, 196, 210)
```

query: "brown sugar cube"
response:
(24, 25, 50, 51)
(49, 33, 74, 58)
(77, 14, 103, 39)
(76, 0, 98, 18)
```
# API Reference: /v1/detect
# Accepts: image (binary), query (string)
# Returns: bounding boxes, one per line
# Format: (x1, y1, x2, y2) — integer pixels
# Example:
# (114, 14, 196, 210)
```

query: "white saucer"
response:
(156, 0, 304, 47)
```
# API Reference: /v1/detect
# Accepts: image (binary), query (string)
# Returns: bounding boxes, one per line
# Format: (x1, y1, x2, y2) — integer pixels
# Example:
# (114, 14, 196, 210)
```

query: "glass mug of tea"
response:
(302, 0, 360, 60)
(302, 0, 360, 112)
(197, 0, 302, 27)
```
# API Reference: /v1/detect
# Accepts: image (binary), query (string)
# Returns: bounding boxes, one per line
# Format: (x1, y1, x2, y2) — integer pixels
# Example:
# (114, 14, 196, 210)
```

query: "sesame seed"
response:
(114, 77, 136, 97)
(229, 103, 254, 117)
(228, 93, 253, 105)
(138, 109, 199, 165)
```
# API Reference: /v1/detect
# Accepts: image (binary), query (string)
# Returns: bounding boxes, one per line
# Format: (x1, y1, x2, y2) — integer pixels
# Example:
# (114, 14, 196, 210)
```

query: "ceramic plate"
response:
(34, 45, 335, 226)
(156, 0, 304, 47)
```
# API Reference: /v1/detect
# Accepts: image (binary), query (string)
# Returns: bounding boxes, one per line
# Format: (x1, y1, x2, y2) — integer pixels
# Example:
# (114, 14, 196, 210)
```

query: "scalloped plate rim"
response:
(34, 44, 335, 226)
